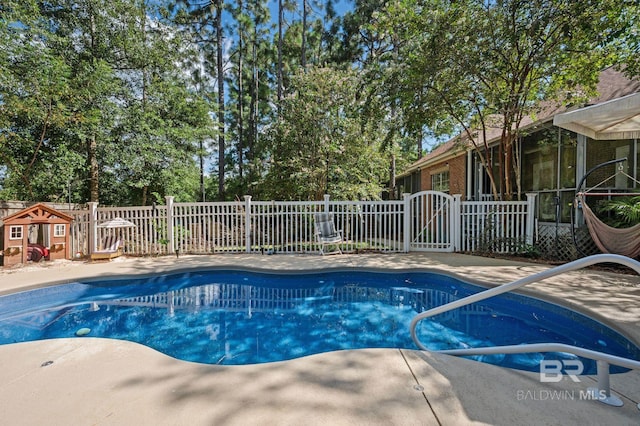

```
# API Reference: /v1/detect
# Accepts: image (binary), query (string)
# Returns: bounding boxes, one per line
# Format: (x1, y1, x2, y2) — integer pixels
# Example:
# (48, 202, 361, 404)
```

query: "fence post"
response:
(88, 202, 98, 254)
(244, 195, 252, 253)
(452, 194, 462, 251)
(403, 193, 411, 253)
(165, 196, 175, 254)
(525, 193, 537, 245)
(323, 194, 331, 213)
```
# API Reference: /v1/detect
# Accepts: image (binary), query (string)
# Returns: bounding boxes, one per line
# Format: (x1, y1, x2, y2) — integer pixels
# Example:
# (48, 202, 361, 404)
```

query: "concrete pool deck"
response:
(1, 252, 640, 425)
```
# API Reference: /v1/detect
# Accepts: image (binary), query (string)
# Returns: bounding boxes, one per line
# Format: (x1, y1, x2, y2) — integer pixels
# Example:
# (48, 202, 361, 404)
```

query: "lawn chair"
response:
(91, 235, 123, 260)
(314, 212, 343, 255)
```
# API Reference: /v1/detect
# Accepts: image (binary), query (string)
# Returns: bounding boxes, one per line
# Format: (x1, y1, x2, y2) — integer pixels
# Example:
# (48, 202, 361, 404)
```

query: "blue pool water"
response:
(0, 269, 638, 373)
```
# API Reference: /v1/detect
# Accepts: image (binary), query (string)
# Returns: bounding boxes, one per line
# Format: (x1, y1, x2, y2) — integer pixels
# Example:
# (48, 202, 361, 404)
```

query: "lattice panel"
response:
(537, 224, 598, 261)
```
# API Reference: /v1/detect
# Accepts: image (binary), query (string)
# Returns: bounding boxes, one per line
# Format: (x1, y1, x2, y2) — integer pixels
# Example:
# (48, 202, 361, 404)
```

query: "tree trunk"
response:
(389, 154, 396, 199)
(237, 0, 244, 181)
(277, 0, 283, 108)
(216, 0, 225, 200)
(301, 0, 307, 68)
(249, 22, 257, 167)
(504, 133, 513, 201)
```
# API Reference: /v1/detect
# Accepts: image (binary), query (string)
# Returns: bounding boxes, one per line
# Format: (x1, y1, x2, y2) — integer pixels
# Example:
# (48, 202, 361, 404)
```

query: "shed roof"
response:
(0, 203, 74, 226)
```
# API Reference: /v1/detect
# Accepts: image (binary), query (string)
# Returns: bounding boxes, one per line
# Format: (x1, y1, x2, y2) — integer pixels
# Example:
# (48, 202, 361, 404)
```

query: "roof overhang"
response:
(553, 92, 640, 140)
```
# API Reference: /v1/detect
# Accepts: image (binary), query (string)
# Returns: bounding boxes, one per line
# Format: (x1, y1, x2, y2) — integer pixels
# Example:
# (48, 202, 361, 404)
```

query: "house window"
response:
(54, 224, 66, 237)
(432, 170, 450, 193)
(9, 226, 23, 240)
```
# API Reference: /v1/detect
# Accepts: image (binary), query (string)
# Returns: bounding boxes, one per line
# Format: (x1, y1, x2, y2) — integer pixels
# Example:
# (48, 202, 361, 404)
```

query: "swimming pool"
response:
(0, 269, 638, 373)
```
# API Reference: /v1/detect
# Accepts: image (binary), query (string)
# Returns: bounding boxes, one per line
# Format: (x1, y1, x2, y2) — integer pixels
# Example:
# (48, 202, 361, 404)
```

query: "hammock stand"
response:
(571, 157, 640, 258)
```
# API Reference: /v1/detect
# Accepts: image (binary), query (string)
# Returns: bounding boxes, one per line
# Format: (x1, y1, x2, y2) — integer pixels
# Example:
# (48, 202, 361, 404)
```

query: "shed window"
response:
(9, 226, 23, 240)
(54, 224, 66, 237)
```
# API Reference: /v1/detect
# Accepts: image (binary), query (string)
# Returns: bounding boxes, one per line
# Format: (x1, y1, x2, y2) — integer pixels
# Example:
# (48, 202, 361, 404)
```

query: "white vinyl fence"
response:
(69, 192, 536, 257)
(459, 197, 536, 253)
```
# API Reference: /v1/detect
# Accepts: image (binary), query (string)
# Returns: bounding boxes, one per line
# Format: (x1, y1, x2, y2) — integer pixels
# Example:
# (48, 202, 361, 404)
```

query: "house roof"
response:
(400, 67, 640, 177)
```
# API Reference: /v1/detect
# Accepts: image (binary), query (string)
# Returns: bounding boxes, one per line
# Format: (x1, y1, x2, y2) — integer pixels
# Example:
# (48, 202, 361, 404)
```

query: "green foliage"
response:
(596, 196, 640, 227)
(1, 0, 637, 206)
(260, 67, 388, 200)
(0, 0, 214, 205)
(371, 0, 628, 199)
(606, 1, 640, 78)
(0, 1, 78, 200)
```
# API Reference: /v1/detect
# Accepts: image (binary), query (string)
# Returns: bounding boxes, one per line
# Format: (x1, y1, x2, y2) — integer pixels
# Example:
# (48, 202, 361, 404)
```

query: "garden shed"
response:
(1, 203, 73, 267)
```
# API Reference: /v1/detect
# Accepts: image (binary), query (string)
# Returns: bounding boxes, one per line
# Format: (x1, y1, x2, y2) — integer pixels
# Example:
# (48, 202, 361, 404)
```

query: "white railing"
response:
(173, 200, 246, 254)
(68, 192, 537, 256)
(332, 199, 405, 252)
(459, 194, 536, 253)
(250, 200, 323, 253)
(409, 254, 640, 408)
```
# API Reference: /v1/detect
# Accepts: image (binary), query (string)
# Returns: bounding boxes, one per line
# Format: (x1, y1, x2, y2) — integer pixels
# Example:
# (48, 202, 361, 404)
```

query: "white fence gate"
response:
(406, 191, 458, 252)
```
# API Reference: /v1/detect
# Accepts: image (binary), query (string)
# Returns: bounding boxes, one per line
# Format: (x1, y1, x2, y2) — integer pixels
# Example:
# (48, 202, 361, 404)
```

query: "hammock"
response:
(579, 194, 640, 258)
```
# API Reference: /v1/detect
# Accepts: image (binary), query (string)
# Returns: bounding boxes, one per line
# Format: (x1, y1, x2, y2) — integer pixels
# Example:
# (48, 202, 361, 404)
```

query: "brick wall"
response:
(419, 154, 466, 197)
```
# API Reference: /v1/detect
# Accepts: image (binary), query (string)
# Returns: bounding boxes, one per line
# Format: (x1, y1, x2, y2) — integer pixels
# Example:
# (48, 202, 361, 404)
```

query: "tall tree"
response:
(277, 0, 284, 106)
(1, 0, 212, 204)
(337, 0, 389, 66)
(226, 0, 273, 195)
(261, 67, 388, 200)
(247, 0, 272, 186)
(0, 1, 77, 201)
(375, 0, 624, 200)
(235, 0, 246, 181)
(1, 0, 125, 202)
(301, 0, 307, 68)
(215, 0, 226, 200)
(276, 0, 297, 110)
(173, 0, 227, 200)
(107, 0, 213, 205)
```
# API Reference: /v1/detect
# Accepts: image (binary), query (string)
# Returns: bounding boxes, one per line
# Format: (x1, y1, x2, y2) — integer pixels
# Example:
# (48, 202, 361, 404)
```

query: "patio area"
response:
(1, 252, 640, 425)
